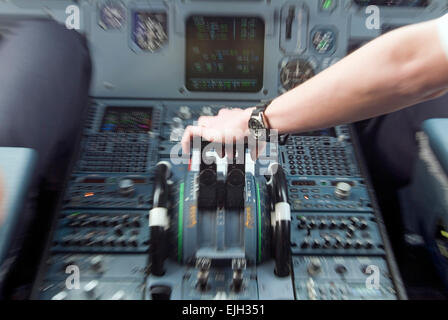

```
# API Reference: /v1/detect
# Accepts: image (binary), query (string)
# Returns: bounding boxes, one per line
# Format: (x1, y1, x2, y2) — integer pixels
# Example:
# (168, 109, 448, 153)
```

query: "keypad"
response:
(77, 134, 151, 173)
(283, 136, 359, 177)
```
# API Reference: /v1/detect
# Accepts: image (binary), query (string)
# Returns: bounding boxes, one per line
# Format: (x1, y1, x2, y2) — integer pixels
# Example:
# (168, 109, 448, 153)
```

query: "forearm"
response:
(265, 18, 448, 134)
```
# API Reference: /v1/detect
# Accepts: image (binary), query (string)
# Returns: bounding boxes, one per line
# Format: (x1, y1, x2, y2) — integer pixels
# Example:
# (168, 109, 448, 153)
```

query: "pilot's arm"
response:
(182, 14, 448, 153)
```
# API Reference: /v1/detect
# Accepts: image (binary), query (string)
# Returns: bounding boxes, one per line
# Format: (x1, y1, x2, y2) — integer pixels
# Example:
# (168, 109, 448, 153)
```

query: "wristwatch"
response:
(248, 100, 271, 141)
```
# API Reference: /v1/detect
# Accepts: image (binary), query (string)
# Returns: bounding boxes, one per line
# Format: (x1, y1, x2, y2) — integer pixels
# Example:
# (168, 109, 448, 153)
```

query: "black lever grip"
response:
(149, 161, 171, 276)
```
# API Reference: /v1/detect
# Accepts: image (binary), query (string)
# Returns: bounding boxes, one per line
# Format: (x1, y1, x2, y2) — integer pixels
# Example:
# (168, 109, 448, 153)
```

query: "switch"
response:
(201, 106, 214, 116)
(307, 259, 321, 276)
(195, 258, 211, 291)
(90, 255, 104, 272)
(114, 225, 124, 236)
(301, 239, 310, 248)
(51, 291, 68, 300)
(231, 258, 246, 292)
(335, 264, 347, 275)
(84, 280, 99, 299)
(129, 235, 138, 247)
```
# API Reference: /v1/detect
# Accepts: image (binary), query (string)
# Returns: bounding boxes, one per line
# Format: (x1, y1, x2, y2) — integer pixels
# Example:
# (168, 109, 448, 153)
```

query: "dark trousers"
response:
(0, 18, 91, 297)
(357, 94, 448, 265)
(359, 94, 448, 189)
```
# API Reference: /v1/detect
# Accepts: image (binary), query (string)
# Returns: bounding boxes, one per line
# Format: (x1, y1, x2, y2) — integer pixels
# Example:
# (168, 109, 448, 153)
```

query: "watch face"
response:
(249, 117, 266, 139)
(249, 118, 263, 130)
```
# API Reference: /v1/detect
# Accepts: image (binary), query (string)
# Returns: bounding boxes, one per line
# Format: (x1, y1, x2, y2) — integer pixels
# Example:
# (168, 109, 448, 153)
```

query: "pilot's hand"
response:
(181, 107, 255, 156)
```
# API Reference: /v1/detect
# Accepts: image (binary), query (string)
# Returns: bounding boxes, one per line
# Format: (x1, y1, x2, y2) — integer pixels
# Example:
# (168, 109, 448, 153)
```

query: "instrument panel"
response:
(1, 0, 446, 301)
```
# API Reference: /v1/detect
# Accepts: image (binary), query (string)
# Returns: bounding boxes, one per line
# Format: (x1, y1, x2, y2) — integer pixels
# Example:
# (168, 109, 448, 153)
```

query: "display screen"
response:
(101, 107, 153, 133)
(186, 16, 265, 92)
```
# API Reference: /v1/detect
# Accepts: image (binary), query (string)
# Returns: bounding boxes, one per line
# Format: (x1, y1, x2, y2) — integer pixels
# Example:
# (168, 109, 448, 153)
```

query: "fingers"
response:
(225, 143, 235, 160)
(181, 108, 248, 155)
(181, 125, 201, 154)
(197, 116, 214, 127)
(181, 125, 224, 154)
(250, 140, 266, 161)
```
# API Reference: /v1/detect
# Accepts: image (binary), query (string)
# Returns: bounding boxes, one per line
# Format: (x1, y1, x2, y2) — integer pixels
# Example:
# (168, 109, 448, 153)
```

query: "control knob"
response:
(334, 182, 351, 200)
(111, 290, 126, 300)
(307, 258, 322, 276)
(119, 179, 135, 197)
(179, 106, 192, 120)
(201, 106, 214, 116)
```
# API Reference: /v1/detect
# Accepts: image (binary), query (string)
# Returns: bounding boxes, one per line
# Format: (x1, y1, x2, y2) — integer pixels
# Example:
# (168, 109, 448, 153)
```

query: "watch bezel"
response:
(249, 108, 268, 140)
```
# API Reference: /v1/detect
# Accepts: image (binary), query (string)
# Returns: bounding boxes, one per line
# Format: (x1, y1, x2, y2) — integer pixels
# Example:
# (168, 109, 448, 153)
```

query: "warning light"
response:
(84, 192, 95, 198)
(323, 0, 332, 9)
